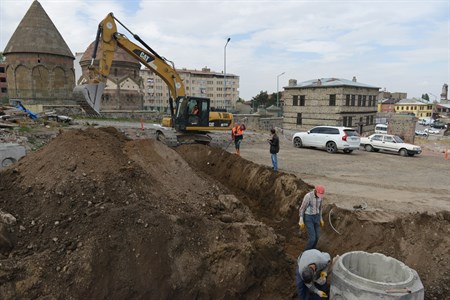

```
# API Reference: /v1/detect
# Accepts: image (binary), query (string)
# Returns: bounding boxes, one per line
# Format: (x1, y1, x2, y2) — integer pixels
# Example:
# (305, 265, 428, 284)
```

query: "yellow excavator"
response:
(73, 12, 233, 145)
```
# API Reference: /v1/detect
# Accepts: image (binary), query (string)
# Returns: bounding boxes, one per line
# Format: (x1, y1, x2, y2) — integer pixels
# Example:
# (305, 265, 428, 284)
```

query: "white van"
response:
(374, 124, 388, 134)
(418, 118, 431, 125)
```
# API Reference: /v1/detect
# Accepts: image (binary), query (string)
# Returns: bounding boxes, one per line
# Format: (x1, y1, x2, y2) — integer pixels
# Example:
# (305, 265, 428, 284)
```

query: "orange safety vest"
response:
(231, 124, 245, 138)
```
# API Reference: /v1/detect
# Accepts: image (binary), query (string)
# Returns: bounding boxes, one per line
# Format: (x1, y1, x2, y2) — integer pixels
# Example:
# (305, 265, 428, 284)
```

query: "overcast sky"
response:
(1, 0, 449, 101)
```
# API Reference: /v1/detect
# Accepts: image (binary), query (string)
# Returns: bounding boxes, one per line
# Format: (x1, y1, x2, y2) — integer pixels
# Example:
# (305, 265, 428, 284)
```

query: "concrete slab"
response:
(0, 143, 26, 168)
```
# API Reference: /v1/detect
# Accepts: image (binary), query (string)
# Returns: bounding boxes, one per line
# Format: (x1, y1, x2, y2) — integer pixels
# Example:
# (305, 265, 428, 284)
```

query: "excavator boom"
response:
(74, 13, 185, 115)
(73, 12, 233, 144)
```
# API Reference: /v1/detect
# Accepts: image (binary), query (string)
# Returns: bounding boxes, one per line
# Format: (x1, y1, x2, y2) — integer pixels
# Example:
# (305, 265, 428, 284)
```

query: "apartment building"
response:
(282, 77, 380, 134)
(140, 67, 239, 112)
(394, 98, 432, 118)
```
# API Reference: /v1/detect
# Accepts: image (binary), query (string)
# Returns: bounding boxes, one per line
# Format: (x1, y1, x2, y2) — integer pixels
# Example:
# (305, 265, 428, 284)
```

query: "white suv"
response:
(292, 126, 360, 154)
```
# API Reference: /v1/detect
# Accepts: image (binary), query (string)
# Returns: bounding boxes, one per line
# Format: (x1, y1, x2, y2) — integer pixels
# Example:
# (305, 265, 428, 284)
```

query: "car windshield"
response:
(393, 136, 404, 143)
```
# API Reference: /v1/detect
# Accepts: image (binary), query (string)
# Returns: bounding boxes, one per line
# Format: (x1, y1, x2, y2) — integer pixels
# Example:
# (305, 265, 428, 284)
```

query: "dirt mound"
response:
(1, 127, 449, 299)
(0, 127, 294, 299)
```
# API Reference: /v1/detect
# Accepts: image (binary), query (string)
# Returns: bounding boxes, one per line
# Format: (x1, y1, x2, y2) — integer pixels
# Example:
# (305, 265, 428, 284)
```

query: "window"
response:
(351, 95, 356, 106)
(358, 95, 362, 106)
(362, 96, 366, 106)
(296, 113, 302, 125)
(0, 67, 5, 73)
(372, 135, 382, 141)
(1, 87, 7, 93)
(343, 116, 353, 127)
(327, 128, 340, 134)
(329, 94, 336, 106)
(346, 95, 350, 106)
(310, 127, 322, 134)
(366, 116, 369, 125)
(384, 136, 394, 143)
(300, 95, 305, 106)
(370, 115, 374, 124)
(293, 95, 298, 106)
(368, 95, 372, 107)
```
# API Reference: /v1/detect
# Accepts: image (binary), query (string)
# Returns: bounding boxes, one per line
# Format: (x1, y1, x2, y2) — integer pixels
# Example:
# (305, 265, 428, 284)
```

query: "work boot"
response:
(236, 149, 240, 156)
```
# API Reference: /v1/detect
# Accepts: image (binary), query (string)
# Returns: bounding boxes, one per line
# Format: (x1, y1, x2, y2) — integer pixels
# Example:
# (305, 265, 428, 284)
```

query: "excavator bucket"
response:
(73, 83, 105, 115)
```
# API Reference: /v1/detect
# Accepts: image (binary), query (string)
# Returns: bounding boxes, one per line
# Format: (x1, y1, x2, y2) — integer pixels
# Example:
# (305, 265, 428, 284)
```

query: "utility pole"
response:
(224, 38, 230, 110)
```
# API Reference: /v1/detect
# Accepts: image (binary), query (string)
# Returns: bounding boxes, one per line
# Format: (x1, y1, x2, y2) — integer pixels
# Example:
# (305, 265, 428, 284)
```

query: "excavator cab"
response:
(175, 96, 210, 131)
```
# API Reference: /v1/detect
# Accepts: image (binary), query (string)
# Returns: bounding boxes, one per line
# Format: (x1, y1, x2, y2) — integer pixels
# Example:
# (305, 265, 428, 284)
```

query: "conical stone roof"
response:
(3, 0, 74, 58)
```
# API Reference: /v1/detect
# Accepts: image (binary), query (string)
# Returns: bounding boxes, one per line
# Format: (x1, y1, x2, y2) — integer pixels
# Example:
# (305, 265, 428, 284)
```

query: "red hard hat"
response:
(315, 185, 325, 197)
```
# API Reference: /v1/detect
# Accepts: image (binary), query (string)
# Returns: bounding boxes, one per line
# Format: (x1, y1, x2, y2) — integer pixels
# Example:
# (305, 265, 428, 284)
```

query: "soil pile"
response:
(0, 127, 295, 299)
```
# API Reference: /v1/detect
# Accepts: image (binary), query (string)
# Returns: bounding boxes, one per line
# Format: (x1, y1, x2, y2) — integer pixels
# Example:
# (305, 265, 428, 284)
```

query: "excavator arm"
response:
(74, 13, 185, 115)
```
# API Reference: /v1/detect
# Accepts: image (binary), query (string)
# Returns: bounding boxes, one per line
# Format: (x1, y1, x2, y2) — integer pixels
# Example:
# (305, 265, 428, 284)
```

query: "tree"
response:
(422, 93, 430, 101)
(250, 91, 279, 110)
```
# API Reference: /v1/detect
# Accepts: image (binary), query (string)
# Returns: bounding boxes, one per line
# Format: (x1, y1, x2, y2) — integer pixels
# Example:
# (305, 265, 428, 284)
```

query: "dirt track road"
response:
(234, 130, 450, 216)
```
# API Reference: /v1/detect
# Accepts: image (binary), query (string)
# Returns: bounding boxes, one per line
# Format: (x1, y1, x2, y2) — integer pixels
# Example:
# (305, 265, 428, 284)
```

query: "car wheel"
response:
(408, 153, 415, 157)
(326, 141, 337, 153)
(399, 149, 408, 157)
(343, 149, 353, 154)
(364, 144, 373, 152)
(293, 137, 303, 148)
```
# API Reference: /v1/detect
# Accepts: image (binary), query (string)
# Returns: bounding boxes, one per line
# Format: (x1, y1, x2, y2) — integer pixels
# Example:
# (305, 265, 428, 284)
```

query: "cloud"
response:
(0, 0, 448, 100)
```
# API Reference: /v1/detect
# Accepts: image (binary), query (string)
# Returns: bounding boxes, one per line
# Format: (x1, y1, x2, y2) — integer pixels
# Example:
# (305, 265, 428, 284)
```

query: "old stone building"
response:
(78, 42, 143, 111)
(282, 77, 380, 133)
(3, 0, 75, 103)
(0, 61, 7, 100)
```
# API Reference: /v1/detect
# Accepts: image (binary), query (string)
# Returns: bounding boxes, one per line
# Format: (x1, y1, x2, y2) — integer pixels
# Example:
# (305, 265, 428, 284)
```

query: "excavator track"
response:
(155, 129, 211, 147)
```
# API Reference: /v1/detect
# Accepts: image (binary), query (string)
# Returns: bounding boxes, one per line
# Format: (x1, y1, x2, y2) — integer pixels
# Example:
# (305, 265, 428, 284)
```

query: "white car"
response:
(415, 130, 428, 136)
(292, 126, 360, 154)
(360, 134, 421, 156)
(424, 128, 440, 135)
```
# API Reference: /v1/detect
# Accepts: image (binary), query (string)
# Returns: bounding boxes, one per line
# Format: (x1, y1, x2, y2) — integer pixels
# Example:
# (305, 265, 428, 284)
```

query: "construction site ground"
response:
(0, 120, 449, 299)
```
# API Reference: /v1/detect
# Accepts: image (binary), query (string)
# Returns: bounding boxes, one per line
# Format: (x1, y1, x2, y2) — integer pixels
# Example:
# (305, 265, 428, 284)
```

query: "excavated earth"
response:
(0, 127, 449, 299)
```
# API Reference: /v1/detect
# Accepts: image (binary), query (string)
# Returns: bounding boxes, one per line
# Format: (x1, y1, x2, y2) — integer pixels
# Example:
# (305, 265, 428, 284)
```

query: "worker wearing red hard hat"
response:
(298, 185, 325, 251)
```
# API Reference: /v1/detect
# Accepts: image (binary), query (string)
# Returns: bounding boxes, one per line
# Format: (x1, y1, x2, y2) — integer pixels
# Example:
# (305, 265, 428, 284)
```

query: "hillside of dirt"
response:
(0, 127, 449, 299)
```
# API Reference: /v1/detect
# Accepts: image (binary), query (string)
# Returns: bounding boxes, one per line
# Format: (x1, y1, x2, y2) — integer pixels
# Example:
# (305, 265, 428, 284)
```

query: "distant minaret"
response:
(440, 83, 448, 101)
(3, 0, 75, 102)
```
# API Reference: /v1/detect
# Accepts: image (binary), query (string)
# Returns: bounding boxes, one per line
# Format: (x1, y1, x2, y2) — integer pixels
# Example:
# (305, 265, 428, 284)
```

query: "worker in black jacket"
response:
(268, 128, 280, 171)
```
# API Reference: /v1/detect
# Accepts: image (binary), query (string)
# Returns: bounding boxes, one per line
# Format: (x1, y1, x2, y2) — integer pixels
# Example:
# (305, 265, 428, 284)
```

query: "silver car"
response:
(292, 126, 360, 154)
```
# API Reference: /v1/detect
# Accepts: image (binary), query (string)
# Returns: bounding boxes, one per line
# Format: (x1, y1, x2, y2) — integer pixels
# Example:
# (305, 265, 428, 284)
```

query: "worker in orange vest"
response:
(231, 122, 246, 155)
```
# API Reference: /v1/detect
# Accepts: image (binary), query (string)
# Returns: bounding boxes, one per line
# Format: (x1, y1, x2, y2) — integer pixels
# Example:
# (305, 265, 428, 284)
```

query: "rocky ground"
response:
(0, 121, 449, 299)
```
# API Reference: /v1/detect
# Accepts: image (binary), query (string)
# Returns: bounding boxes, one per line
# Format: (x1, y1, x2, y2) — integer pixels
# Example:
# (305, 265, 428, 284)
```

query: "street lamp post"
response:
(224, 37, 230, 110)
(276, 72, 285, 108)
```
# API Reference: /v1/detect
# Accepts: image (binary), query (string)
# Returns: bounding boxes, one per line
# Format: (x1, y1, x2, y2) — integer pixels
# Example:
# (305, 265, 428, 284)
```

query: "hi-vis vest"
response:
(232, 125, 245, 138)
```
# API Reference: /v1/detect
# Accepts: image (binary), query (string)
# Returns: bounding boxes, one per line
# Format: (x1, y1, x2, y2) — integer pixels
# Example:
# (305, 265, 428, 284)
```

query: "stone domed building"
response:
(3, 0, 75, 103)
(78, 42, 144, 111)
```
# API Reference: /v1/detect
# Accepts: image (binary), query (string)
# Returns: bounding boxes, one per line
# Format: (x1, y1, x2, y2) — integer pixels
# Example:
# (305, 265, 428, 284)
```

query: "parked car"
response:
(374, 124, 388, 134)
(292, 126, 360, 154)
(418, 118, 432, 125)
(424, 128, 440, 134)
(431, 122, 447, 129)
(415, 130, 429, 136)
(360, 134, 421, 156)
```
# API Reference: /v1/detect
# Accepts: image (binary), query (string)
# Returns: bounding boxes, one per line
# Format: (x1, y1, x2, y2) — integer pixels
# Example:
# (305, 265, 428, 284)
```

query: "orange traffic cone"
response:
(445, 148, 448, 160)
(140, 118, 144, 131)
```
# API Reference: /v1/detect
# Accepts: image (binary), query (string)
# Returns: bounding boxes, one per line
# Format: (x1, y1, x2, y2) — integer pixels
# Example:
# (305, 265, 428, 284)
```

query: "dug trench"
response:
(0, 127, 448, 299)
